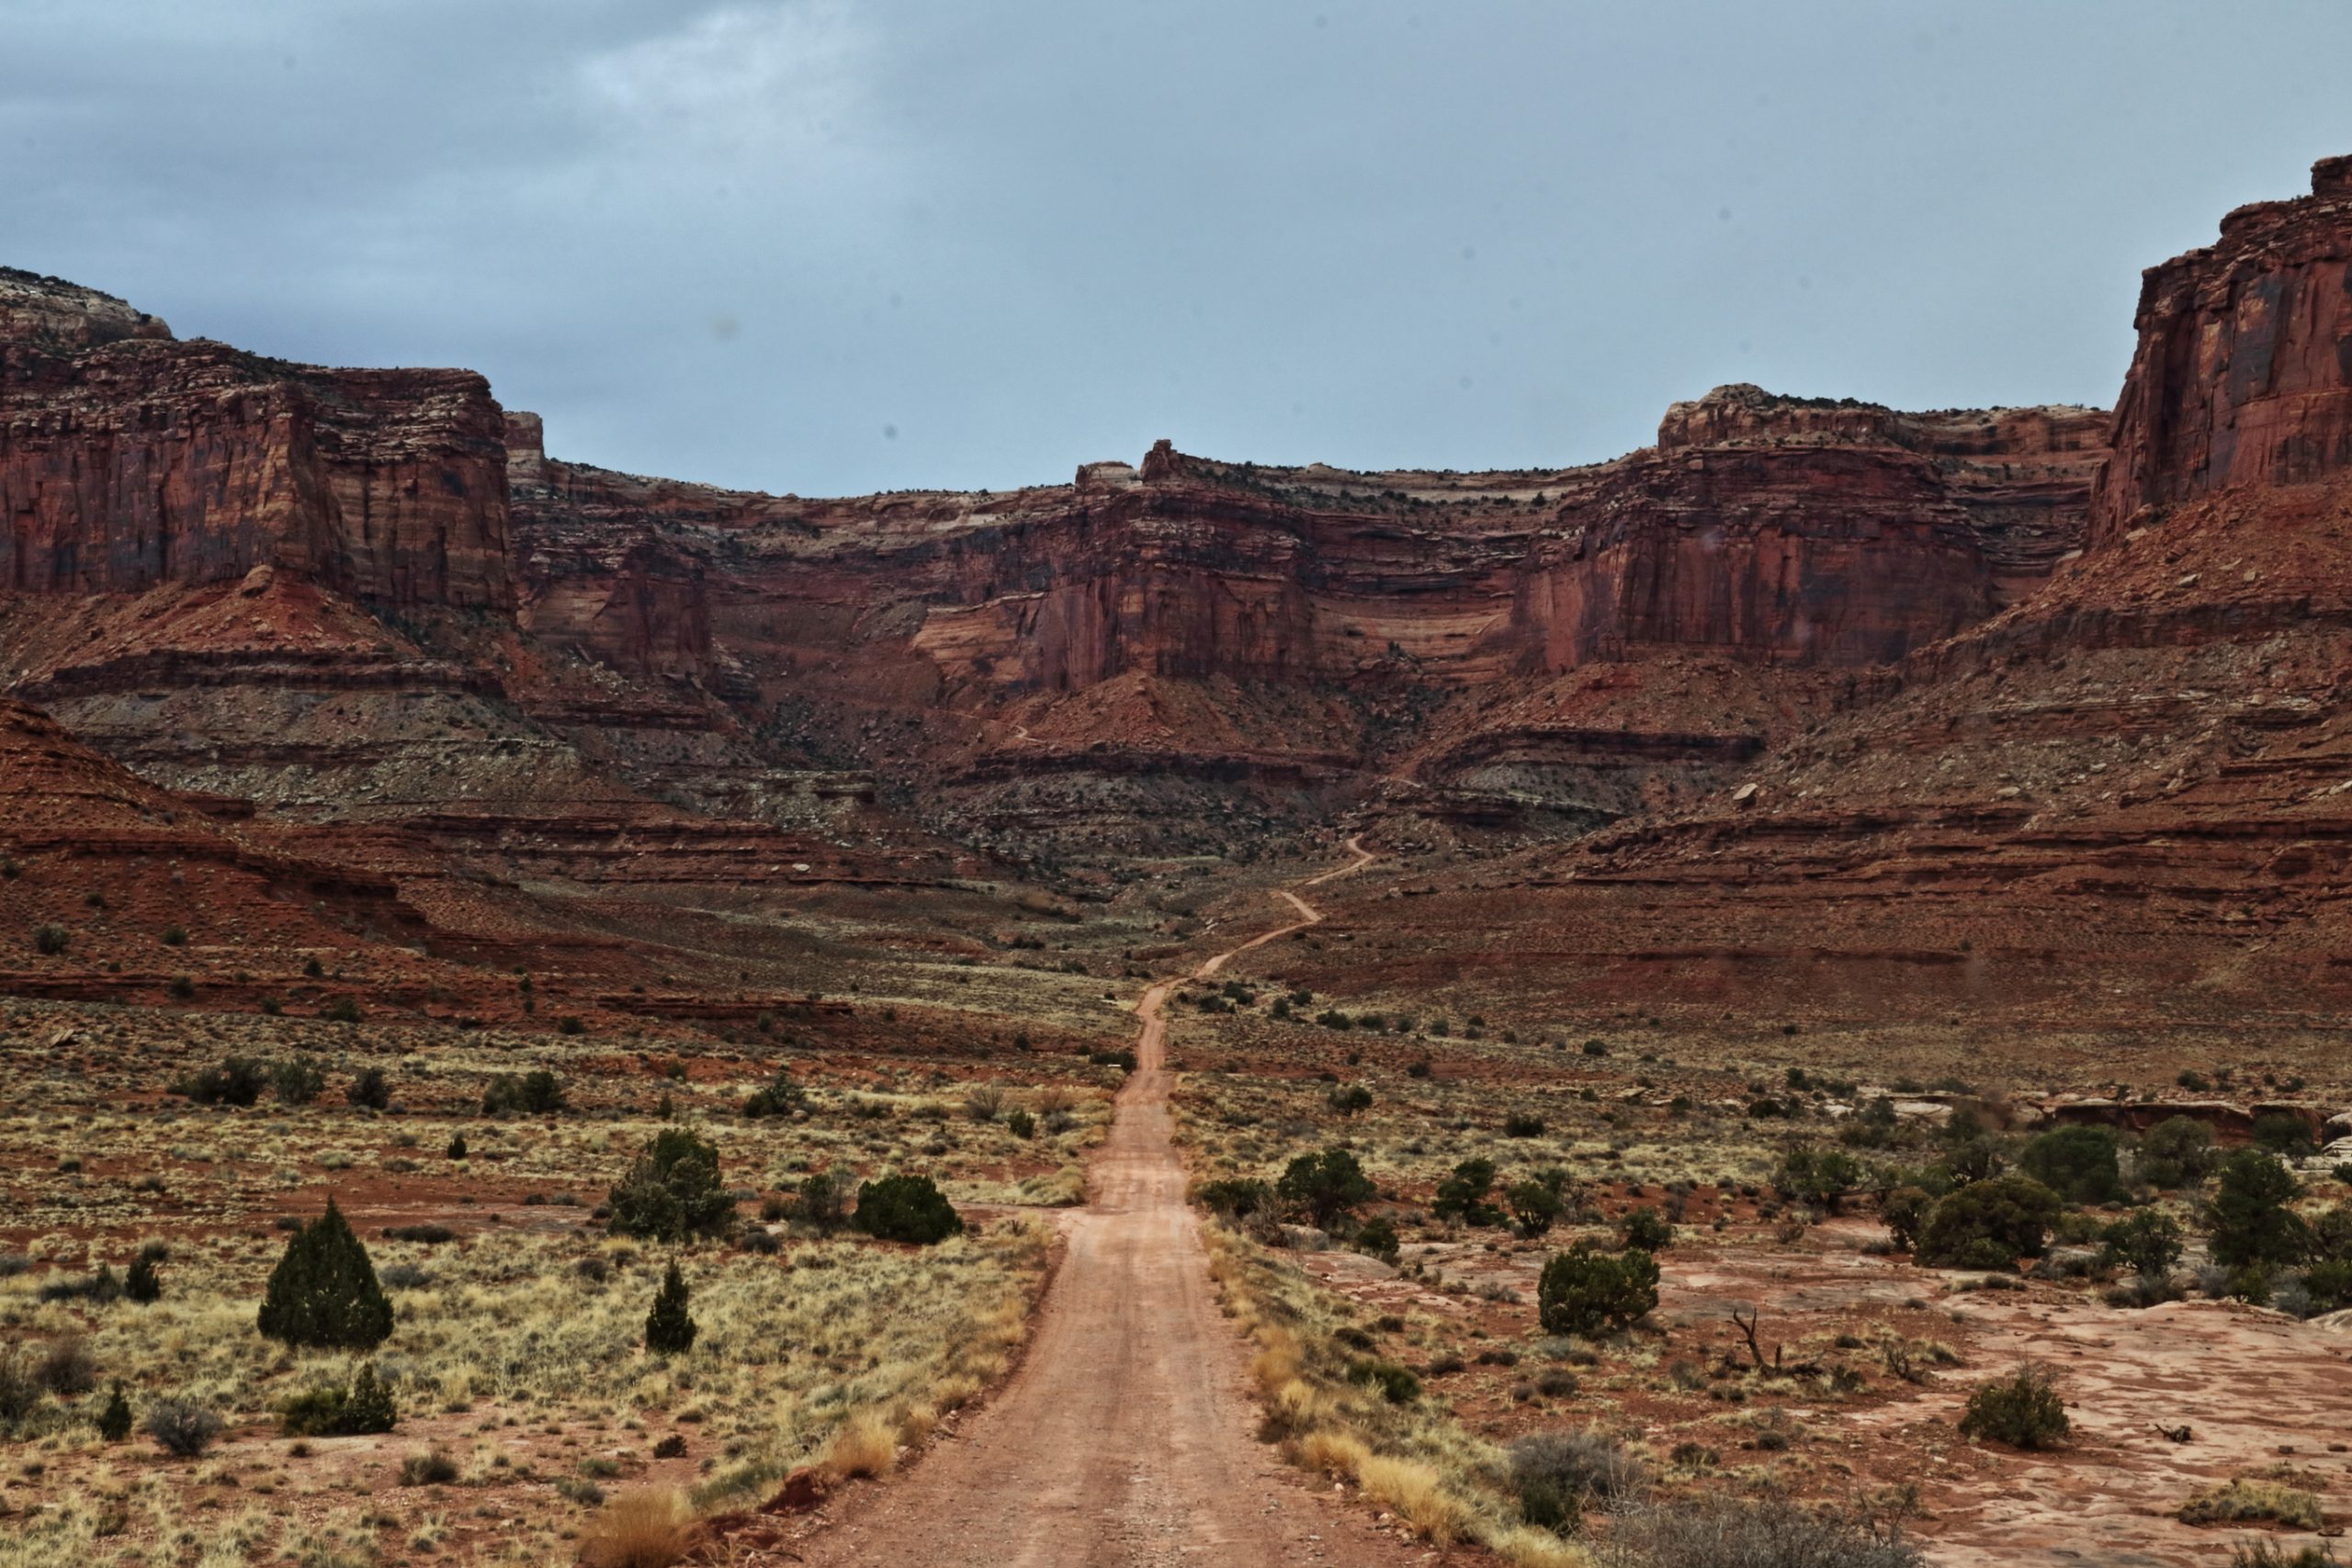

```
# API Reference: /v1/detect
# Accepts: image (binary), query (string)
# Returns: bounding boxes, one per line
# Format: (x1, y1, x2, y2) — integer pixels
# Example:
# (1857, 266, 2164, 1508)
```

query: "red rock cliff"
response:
(508, 389, 2105, 704)
(2092, 154, 2352, 544)
(1, 275, 511, 609)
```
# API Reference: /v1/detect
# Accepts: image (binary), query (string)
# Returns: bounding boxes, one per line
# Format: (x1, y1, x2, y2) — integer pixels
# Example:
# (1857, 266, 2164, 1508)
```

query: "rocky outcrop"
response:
(2, 274, 510, 609)
(2092, 154, 2352, 545)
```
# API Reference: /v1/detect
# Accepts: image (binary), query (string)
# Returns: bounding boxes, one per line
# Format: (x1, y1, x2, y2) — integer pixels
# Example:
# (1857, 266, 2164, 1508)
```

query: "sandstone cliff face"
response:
(508, 392, 2107, 708)
(1, 275, 511, 609)
(2092, 155, 2352, 544)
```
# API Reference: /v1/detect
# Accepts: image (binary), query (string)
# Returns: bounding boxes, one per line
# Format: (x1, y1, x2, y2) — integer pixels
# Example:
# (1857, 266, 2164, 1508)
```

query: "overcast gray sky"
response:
(7, 1, 2349, 496)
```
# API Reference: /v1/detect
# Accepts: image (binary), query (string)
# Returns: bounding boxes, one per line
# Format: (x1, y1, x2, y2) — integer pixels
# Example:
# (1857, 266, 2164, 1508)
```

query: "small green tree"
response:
(2099, 1209, 2184, 1280)
(1620, 1206, 1674, 1252)
(1883, 1186, 1932, 1251)
(1507, 1179, 1564, 1238)
(1432, 1156, 1504, 1226)
(280, 1363, 398, 1437)
(1537, 1244, 1659, 1337)
(797, 1168, 854, 1233)
(1773, 1146, 1867, 1212)
(644, 1260, 697, 1356)
(2018, 1126, 2122, 1205)
(2209, 1149, 2309, 1269)
(606, 1129, 733, 1242)
(1916, 1175, 2062, 1269)
(256, 1200, 393, 1349)
(481, 1069, 565, 1117)
(854, 1173, 964, 1244)
(2135, 1116, 2215, 1190)
(1276, 1149, 1375, 1230)
(124, 1253, 162, 1303)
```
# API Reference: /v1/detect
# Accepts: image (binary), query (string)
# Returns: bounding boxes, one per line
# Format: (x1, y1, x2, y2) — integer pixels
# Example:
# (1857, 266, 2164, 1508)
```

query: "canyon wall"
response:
(509, 393, 2107, 707)
(1, 276, 511, 609)
(2092, 154, 2352, 544)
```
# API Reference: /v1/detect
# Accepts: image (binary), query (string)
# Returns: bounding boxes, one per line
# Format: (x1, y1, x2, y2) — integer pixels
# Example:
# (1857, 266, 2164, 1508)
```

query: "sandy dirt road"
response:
(798, 840, 1430, 1567)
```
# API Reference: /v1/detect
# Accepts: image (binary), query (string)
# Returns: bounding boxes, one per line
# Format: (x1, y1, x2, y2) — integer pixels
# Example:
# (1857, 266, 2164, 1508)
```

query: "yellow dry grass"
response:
(824, 1409, 900, 1480)
(576, 1485, 690, 1568)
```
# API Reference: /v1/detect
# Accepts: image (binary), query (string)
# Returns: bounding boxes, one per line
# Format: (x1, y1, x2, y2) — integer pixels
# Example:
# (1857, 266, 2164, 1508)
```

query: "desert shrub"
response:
(400, 1449, 460, 1485)
(32, 922, 69, 956)
(346, 1066, 390, 1110)
(607, 1129, 732, 1242)
(1348, 1358, 1420, 1404)
(1883, 1185, 1932, 1251)
(2018, 1125, 2122, 1205)
(741, 1067, 804, 1119)
(322, 996, 364, 1024)
(1916, 1175, 2061, 1269)
(270, 1057, 324, 1105)
(1773, 1145, 1866, 1212)
(482, 1068, 566, 1117)
(2137, 1116, 2218, 1189)
(96, 1382, 131, 1442)
(37, 1334, 96, 1395)
(2210, 1149, 2310, 1269)
(175, 1055, 266, 1107)
(2252, 1113, 2319, 1159)
(1507, 1179, 1565, 1238)
(161, 924, 187, 945)
(2098, 1209, 2184, 1281)
(1958, 1363, 2068, 1450)
(1504, 1111, 1546, 1138)
(1538, 1244, 1659, 1337)
(1277, 1149, 1375, 1229)
(1088, 1048, 1137, 1071)
(853, 1173, 963, 1244)
(2179, 1478, 2323, 1529)
(1196, 1178, 1272, 1220)
(280, 1363, 398, 1437)
(1620, 1206, 1674, 1252)
(1007, 1108, 1036, 1139)
(257, 1200, 393, 1349)
(0, 1347, 38, 1426)
(166, 974, 195, 1000)
(644, 1260, 696, 1356)
(1432, 1156, 1504, 1226)
(145, 1397, 223, 1457)
(39, 1266, 123, 1303)
(1599, 1498, 1920, 1568)
(2304, 1257, 2352, 1314)
(578, 1486, 690, 1568)
(797, 1168, 854, 1234)
(1354, 1214, 1401, 1262)
(1510, 1428, 1645, 1533)
(1328, 1084, 1374, 1117)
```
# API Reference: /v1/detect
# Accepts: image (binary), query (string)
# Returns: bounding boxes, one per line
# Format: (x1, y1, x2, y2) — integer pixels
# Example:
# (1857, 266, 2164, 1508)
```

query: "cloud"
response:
(5, 1, 2350, 495)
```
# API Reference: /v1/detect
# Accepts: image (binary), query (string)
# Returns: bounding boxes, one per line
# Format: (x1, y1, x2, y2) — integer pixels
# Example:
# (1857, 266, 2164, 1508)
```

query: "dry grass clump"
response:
(576, 1485, 691, 1568)
(2179, 1477, 2324, 1529)
(1357, 1454, 1475, 1543)
(824, 1410, 900, 1480)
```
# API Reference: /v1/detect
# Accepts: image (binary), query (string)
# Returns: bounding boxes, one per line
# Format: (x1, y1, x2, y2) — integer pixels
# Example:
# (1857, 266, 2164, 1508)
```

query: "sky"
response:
(6, 0, 2350, 497)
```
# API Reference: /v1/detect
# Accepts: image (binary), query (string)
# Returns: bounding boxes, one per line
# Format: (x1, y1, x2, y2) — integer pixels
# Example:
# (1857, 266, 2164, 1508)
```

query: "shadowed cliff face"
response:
(0, 275, 511, 611)
(2093, 155, 2352, 545)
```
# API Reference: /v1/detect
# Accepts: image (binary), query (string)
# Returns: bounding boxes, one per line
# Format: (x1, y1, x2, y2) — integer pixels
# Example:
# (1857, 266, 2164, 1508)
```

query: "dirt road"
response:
(800, 840, 1425, 1567)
